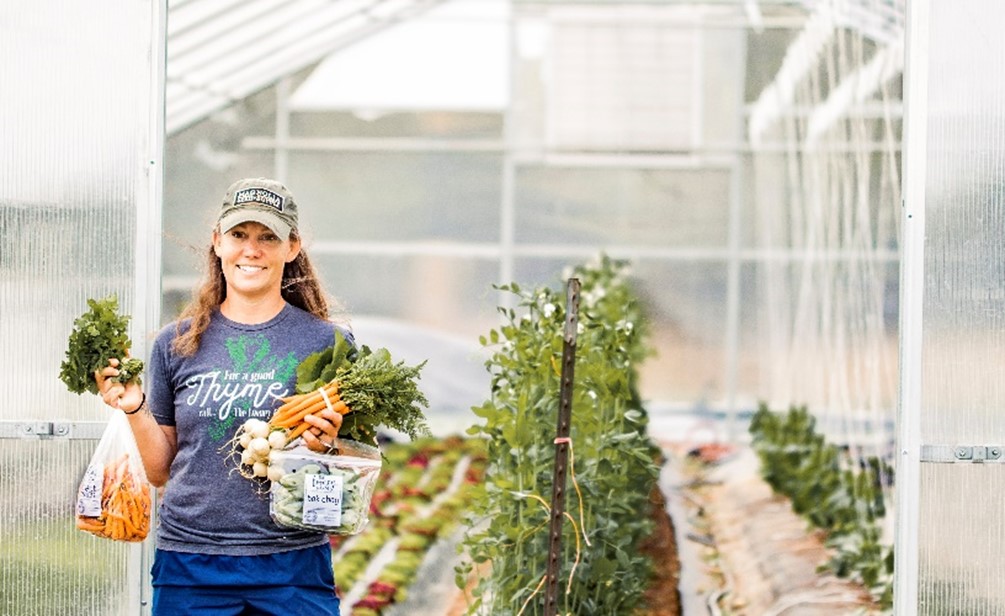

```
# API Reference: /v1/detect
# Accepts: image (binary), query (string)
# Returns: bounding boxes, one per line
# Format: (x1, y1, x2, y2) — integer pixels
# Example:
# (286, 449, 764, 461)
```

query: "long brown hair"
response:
(172, 230, 337, 356)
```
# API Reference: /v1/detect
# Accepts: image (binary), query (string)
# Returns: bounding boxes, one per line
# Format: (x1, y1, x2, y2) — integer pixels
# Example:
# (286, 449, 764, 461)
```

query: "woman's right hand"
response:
(301, 408, 344, 454)
(95, 358, 145, 414)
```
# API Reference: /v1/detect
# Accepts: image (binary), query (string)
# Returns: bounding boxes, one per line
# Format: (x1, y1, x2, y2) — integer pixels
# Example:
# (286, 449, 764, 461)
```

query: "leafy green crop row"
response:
(459, 255, 661, 615)
(332, 435, 486, 614)
(748, 403, 894, 610)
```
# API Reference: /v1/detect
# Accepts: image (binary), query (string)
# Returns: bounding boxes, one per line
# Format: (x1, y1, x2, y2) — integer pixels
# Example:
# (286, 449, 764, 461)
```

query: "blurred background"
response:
(159, 0, 903, 441)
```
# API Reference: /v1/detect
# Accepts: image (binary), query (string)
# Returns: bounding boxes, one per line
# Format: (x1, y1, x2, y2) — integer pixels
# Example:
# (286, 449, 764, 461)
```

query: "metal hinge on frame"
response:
(0, 420, 107, 440)
(920, 444, 1004, 463)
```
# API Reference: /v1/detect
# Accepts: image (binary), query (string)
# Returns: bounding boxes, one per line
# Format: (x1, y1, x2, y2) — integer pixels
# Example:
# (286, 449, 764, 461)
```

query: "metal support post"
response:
(544, 278, 581, 616)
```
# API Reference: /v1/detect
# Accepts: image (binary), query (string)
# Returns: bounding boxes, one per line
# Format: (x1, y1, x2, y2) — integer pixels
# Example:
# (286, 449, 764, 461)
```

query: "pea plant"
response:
(748, 403, 894, 610)
(458, 255, 661, 615)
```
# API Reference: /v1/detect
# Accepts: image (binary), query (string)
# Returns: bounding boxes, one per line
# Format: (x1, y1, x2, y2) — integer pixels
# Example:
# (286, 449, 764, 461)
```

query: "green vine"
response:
(458, 255, 661, 615)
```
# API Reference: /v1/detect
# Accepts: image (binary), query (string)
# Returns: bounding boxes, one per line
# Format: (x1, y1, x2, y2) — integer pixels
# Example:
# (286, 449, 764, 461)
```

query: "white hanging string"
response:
(756, 25, 900, 462)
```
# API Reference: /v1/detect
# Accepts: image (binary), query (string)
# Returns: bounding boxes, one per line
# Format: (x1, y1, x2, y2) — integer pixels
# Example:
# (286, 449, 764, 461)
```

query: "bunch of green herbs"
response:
(59, 295, 144, 395)
(295, 330, 431, 446)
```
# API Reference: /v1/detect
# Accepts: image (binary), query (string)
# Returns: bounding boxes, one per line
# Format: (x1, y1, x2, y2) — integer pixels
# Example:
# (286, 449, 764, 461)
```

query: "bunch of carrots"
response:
(226, 335, 429, 480)
(270, 380, 349, 441)
(75, 453, 151, 542)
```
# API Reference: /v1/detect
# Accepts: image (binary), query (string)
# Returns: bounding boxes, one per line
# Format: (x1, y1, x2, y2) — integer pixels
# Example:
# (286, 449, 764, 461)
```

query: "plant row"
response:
(459, 255, 662, 615)
(748, 403, 894, 610)
(332, 435, 486, 615)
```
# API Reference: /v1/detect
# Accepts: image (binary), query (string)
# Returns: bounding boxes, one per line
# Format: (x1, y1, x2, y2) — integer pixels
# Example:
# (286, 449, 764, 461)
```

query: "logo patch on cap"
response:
(234, 187, 285, 212)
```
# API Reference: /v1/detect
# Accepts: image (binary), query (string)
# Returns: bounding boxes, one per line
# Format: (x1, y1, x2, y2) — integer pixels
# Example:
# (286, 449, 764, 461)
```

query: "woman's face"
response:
(213, 222, 300, 301)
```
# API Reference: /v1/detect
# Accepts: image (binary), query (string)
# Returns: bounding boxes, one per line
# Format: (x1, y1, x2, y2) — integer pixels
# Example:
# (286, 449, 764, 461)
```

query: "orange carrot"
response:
(110, 510, 140, 539)
(273, 396, 347, 429)
(271, 400, 307, 422)
(330, 399, 348, 415)
(272, 394, 315, 419)
(285, 421, 314, 442)
(270, 382, 339, 424)
(78, 453, 151, 542)
(75, 517, 104, 533)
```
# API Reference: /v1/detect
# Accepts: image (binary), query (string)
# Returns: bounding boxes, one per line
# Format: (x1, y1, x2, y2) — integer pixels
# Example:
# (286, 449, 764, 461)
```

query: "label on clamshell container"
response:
(302, 473, 343, 527)
(77, 462, 104, 518)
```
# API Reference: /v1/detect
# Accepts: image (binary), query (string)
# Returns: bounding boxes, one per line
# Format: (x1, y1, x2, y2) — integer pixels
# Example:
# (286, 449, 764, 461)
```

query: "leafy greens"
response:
(59, 295, 144, 395)
(297, 330, 431, 445)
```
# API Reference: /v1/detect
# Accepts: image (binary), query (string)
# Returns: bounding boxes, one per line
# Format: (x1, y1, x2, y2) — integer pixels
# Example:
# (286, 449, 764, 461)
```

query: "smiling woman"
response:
(93, 177, 350, 615)
(172, 178, 333, 358)
(213, 221, 300, 308)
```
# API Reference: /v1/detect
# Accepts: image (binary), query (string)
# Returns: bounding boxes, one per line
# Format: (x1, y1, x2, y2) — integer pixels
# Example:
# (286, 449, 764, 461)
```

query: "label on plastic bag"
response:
(302, 473, 343, 527)
(76, 462, 104, 518)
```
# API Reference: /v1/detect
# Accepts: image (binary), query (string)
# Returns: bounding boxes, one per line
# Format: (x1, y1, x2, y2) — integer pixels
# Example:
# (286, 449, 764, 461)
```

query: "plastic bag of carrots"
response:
(74, 412, 152, 542)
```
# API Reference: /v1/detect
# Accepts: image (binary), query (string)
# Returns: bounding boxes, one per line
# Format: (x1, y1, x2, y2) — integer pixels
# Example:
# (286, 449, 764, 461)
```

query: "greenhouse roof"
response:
(288, 0, 509, 113)
(165, 0, 450, 135)
(166, 0, 904, 137)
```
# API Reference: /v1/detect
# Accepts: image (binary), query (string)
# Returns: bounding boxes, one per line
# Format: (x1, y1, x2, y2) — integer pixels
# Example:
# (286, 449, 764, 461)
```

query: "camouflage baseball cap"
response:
(218, 177, 298, 239)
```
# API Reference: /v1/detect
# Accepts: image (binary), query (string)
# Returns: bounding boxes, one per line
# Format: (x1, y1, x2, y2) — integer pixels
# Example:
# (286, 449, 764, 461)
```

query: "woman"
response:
(96, 177, 348, 615)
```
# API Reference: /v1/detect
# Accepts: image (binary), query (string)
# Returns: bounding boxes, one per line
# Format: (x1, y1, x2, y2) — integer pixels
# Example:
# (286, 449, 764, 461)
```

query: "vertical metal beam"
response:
(500, 157, 516, 289)
(691, 20, 704, 151)
(498, 7, 517, 302)
(136, 1, 168, 613)
(274, 75, 292, 183)
(724, 27, 748, 440)
(893, 0, 929, 612)
(544, 278, 581, 616)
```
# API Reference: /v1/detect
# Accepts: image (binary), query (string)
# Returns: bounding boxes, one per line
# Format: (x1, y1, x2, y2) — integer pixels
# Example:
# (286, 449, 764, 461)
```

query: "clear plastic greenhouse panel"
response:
(0, 1, 163, 615)
(898, 0, 1005, 614)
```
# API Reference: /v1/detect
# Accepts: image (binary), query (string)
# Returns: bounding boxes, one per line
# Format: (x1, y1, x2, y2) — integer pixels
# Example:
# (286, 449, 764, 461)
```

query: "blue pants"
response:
(151, 545, 340, 615)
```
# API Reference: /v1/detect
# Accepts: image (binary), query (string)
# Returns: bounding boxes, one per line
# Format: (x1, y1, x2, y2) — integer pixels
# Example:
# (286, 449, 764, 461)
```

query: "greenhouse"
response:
(0, 0, 993, 614)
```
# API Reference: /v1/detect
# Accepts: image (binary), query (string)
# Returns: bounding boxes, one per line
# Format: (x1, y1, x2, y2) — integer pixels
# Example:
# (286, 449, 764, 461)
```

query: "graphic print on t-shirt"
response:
(183, 333, 298, 442)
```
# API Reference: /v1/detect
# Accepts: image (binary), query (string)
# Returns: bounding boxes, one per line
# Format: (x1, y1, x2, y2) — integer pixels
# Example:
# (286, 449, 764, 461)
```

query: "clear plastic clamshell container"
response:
(268, 440, 382, 535)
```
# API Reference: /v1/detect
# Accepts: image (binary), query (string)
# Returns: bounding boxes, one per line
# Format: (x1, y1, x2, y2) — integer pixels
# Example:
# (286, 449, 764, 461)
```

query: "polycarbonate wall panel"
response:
(512, 257, 731, 404)
(514, 166, 732, 247)
(312, 253, 502, 339)
(161, 147, 504, 254)
(0, 1, 161, 614)
(916, 0, 1005, 612)
(287, 151, 504, 242)
(290, 110, 504, 139)
(918, 465, 1005, 613)
(0, 442, 131, 615)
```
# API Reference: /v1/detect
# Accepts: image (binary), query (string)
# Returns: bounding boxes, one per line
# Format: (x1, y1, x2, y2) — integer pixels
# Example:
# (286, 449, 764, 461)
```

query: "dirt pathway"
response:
(664, 444, 882, 615)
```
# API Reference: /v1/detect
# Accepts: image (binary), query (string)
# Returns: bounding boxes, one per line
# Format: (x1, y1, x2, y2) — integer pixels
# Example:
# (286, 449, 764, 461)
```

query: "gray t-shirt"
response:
(147, 304, 352, 556)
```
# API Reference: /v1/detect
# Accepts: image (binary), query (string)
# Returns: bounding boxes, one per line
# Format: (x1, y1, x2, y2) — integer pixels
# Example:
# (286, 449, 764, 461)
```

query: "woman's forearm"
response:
(126, 408, 177, 487)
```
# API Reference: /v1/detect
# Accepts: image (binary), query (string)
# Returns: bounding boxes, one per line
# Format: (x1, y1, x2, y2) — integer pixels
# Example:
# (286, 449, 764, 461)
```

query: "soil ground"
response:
(641, 485, 683, 615)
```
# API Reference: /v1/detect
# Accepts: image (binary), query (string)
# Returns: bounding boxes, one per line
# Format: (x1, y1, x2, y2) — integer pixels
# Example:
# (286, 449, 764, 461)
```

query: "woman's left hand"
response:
(301, 408, 343, 453)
